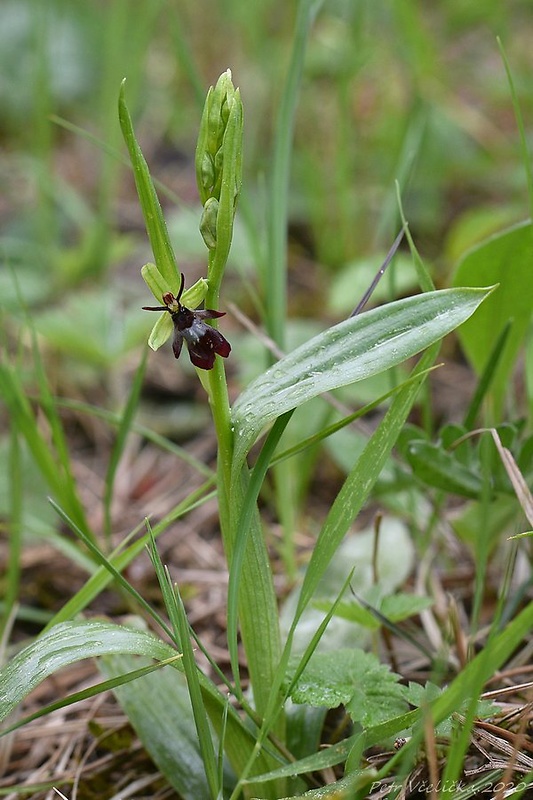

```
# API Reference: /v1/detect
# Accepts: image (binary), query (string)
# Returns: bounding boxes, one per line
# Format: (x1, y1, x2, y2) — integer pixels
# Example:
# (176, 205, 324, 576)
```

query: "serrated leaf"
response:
(285, 649, 408, 727)
(232, 287, 494, 470)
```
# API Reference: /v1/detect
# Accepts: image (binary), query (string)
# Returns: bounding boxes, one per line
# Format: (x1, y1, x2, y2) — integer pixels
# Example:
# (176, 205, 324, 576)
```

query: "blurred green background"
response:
(2, 0, 532, 313)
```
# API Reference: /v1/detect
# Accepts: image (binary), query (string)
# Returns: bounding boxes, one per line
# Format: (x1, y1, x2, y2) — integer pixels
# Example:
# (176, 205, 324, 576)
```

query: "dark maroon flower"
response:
(143, 273, 231, 370)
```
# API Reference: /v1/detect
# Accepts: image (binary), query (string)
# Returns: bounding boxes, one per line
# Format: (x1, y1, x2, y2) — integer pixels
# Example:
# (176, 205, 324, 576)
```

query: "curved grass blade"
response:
(463, 320, 511, 429)
(103, 349, 147, 546)
(147, 530, 219, 799)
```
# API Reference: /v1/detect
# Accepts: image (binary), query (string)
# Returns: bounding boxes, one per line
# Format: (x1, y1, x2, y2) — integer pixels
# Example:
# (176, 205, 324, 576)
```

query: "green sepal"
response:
(141, 263, 176, 301)
(141, 262, 209, 307)
(148, 313, 173, 351)
(182, 277, 209, 308)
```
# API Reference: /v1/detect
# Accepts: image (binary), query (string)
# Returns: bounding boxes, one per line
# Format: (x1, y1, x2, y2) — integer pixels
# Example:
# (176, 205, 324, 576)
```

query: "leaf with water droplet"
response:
(231, 286, 495, 473)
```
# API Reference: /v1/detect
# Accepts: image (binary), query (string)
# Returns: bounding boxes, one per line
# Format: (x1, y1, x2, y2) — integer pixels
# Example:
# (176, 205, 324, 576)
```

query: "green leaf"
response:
(452, 221, 533, 414)
(404, 439, 484, 498)
(232, 287, 494, 471)
(118, 81, 181, 293)
(380, 593, 434, 622)
(319, 593, 433, 629)
(0, 620, 178, 726)
(101, 655, 213, 800)
(285, 649, 408, 727)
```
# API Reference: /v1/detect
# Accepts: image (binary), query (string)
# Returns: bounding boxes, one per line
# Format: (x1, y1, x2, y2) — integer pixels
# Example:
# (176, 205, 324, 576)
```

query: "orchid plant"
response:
(0, 68, 497, 800)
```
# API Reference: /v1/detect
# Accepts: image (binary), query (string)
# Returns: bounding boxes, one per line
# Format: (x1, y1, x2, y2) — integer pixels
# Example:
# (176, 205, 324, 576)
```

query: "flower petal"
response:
(181, 278, 209, 309)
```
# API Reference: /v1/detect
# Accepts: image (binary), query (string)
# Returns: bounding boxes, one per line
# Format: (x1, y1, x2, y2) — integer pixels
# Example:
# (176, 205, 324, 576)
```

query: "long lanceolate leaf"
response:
(293, 349, 436, 624)
(0, 620, 177, 726)
(231, 286, 495, 471)
(0, 619, 274, 788)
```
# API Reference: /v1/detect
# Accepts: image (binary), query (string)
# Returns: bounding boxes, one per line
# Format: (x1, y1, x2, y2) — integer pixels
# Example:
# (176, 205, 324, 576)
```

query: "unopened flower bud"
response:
(199, 198, 219, 250)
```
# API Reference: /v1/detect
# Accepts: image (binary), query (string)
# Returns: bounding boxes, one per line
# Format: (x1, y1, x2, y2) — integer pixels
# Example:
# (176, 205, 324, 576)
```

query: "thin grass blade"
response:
(147, 531, 219, 799)
(103, 350, 147, 545)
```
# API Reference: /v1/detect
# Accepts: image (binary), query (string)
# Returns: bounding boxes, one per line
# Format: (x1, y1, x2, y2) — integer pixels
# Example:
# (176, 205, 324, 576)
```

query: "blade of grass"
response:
(49, 500, 174, 641)
(1, 429, 22, 639)
(103, 350, 147, 547)
(264, 0, 324, 599)
(498, 38, 533, 224)
(50, 114, 190, 210)
(244, 708, 420, 785)
(463, 321, 512, 429)
(294, 346, 437, 625)
(265, 0, 324, 348)
(0, 361, 90, 541)
(147, 530, 219, 799)
(284, 569, 355, 698)
(28, 324, 93, 538)
(396, 185, 435, 293)
(271, 364, 440, 467)
(93, 0, 163, 268)
(44, 480, 215, 628)
(216, 698, 230, 800)
(55, 396, 214, 478)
